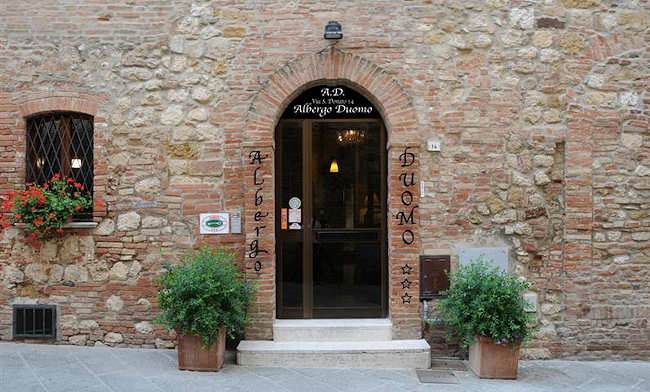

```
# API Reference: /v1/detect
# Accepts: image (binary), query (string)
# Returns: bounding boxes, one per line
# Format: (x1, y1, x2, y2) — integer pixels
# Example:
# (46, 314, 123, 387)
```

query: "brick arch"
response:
(18, 94, 98, 118)
(242, 48, 422, 341)
(244, 47, 418, 146)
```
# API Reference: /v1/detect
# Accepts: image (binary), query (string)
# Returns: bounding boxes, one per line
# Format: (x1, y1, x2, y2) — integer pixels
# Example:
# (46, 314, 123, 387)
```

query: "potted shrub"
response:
(437, 259, 534, 379)
(155, 246, 254, 371)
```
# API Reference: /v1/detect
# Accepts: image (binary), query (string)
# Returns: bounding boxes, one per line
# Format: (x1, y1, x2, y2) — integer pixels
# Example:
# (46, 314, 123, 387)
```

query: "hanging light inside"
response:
(329, 158, 339, 173)
(336, 128, 366, 145)
(36, 157, 44, 169)
(71, 158, 83, 169)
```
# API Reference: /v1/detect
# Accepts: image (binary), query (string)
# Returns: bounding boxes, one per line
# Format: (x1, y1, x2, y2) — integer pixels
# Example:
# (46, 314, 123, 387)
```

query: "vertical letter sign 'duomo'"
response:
(397, 146, 418, 305)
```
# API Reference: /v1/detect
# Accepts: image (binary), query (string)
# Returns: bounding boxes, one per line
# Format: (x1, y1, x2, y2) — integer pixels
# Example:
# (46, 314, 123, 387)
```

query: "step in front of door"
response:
(273, 318, 392, 342)
(237, 339, 431, 369)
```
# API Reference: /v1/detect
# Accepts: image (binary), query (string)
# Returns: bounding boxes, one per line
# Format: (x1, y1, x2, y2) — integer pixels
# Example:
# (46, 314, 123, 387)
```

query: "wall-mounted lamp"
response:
(324, 21, 342, 40)
(71, 158, 83, 169)
(329, 158, 339, 173)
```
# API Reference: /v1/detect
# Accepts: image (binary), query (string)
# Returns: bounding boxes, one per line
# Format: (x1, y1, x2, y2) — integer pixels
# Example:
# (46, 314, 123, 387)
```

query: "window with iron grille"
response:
(13, 305, 57, 339)
(26, 112, 94, 221)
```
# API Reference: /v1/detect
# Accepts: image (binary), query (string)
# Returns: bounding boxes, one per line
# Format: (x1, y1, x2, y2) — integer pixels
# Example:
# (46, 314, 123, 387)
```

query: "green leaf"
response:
(153, 245, 255, 346)
(435, 257, 535, 349)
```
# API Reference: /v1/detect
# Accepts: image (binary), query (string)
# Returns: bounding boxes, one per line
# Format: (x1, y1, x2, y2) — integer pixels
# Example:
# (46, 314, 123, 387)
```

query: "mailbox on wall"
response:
(419, 255, 451, 300)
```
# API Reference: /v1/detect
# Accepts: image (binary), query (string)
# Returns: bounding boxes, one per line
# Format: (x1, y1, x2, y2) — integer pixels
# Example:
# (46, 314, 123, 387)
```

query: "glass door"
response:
(276, 119, 386, 319)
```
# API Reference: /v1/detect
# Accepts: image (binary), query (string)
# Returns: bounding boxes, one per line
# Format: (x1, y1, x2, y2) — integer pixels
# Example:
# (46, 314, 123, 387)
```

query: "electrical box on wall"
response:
(426, 138, 441, 152)
(523, 292, 538, 312)
(419, 255, 451, 300)
(459, 247, 509, 271)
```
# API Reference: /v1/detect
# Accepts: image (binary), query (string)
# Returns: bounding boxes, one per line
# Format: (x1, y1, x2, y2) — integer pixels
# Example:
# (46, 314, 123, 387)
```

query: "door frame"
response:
(275, 118, 388, 319)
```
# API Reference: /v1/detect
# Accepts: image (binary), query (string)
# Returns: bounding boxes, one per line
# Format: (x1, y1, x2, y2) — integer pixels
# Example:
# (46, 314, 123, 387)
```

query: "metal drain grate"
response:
(13, 305, 56, 339)
(416, 369, 460, 384)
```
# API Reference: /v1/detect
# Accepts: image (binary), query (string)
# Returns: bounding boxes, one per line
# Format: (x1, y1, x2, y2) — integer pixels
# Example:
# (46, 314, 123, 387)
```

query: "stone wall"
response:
(0, 0, 648, 358)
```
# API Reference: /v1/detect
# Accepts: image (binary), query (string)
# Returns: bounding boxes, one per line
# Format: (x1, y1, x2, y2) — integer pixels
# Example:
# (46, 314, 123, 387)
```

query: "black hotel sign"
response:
(282, 86, 380, 119)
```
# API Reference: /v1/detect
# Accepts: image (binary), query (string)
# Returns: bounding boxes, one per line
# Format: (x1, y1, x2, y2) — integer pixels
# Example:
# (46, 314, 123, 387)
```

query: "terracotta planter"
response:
(176, 326, 226, 371)
(468, 335, 520, 379)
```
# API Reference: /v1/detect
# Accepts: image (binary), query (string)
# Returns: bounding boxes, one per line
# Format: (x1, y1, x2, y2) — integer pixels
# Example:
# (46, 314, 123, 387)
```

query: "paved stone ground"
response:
(0, 343, 648, 392)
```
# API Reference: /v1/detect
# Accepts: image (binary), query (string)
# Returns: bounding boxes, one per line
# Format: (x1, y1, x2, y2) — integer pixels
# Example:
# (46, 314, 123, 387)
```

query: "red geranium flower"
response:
(74, 205, 82, 211)
(56, 228, 64, 234)
(67, 178, 74, 183)
(49, 213, 56, 219)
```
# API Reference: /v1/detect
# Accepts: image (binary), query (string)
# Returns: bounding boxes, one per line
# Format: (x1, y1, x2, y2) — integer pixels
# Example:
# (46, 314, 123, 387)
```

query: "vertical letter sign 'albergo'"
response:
(200, 213, 230, 234)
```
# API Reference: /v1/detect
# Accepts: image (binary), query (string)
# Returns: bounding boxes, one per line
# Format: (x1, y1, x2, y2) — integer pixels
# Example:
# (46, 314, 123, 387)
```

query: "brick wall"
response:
(0, 0, 647, 358)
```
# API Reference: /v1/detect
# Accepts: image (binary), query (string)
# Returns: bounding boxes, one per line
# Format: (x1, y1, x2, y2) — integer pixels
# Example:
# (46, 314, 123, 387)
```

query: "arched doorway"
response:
(275, 85, 387, 319)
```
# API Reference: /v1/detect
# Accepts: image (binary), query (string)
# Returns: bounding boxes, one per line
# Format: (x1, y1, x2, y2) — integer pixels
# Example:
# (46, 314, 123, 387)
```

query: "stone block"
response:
(117, 212, 141, 231)
(104, 332, 124, 344)
(3, 265, 24, 284)
(69, 334, 88, 346)
(59, 236, 80, 264)
(135, 321, 153, 334)
(558, 32, 585, 55)
(559, 0, 598, 8)
(635, 165, 650, 177)
(169, 35, 185, 54)
(166, 143, 200, 159)
(223, 26, 246, 38)
(160, 105, 184, 125)
(24, 264, 48, 283)
(142, 216, 166, 228)
(94, 219, 115, 236)
(63, 265, 88, 283)
(191, 87, 212, 103)
(534, 171, 551, 186)
(532, 31, 554, 47)
(487, 197, 506, 214)
(110, 261, 130, 280)
(617, 10, 648, 31)
(79, 320, 99, 330)
(510, 8, 535, 30)
(135, 178, 161, 195)
(106, 295, 124, 312)
(492, 209, 517, 224)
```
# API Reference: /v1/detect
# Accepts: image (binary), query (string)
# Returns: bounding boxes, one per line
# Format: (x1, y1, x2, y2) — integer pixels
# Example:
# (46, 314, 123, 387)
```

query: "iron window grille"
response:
(25, 112, 94, 221)
(13, 305, 57, 339)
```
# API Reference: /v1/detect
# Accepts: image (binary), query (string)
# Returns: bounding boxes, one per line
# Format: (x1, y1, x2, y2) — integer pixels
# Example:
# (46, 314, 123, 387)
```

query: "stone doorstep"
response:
(236, 339, 431, 369)
(273, 318, 393, 342)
